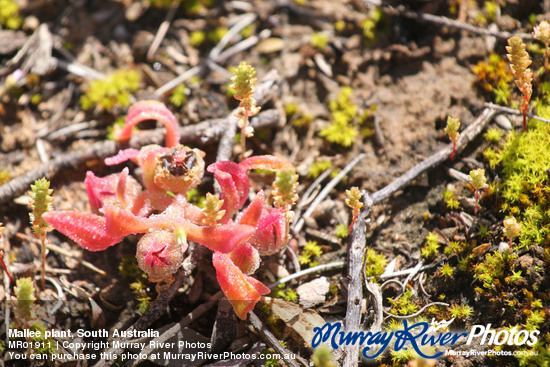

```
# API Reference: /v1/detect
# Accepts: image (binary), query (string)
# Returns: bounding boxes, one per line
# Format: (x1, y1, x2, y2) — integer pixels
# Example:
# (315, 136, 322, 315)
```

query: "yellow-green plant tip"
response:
(311, 344, 338, 367)
(345, 187, 363, 211)
(272, 169, 299, 211)
(444, 116, 461, 142)
(29, 178, 54, 236)
(230, 62, 257, 101)
(503, 216, 521, 241)
(14, 277, 36, 322)
(468, 169, 488, 191)
(202, 193, 225, 225)
(534, 21, 550, 45)
(506, 35, 533, 97)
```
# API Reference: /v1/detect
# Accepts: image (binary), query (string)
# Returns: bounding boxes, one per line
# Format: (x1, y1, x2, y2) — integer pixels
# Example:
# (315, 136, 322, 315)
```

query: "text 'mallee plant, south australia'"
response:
(43, 80, 298, 319)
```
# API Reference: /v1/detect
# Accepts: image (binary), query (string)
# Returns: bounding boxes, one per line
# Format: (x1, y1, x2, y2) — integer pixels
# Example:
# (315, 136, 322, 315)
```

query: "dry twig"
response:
(341, 193, 373, 367)
(362, 0, 534, 40)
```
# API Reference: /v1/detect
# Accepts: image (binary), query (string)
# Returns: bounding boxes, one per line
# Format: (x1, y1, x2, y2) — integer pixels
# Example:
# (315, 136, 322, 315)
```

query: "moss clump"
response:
(299, 240, 323, 267)
(487, 120, 550, 249)
(364, 248, 387, 279)
(319, 87, 359, 147)
(80, 70, 141, 112)
(0, 0, 22, 30)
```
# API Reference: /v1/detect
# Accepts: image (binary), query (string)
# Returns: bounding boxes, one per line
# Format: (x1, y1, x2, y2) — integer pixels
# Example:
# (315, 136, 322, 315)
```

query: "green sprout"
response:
(449, 304, 474, 319)
(533, 21, 550, 74)
(506, 35, 533, 131)
(439, 264, 454, 279)
(80, 70, 141, 112)
(364, 248, 387, 279)
(334, 224, 349, 239)
(421, 232, 440, 259)
(444, 116, 460, 160)
(201, 193, 225, 225)
(130, 280, 152, 314)
(299, 240, 323, 267)
(310, 32, 330, 50)
(169, 84, 187, 107)
(190, 30, 206, 47)
(484, 128, 503, 143)
(307, 160, 332, 179)
(230, 62, 260, 159)
(312, 345, 338, 367)
(468, 169, 488, 215)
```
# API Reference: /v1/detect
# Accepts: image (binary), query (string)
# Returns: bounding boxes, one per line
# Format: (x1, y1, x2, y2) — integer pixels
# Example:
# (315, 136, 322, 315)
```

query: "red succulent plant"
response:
(43, 101, 296, 320)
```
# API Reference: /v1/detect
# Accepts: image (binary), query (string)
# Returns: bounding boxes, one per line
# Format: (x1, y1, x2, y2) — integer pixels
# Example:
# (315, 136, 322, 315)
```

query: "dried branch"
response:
(247, 311, 302, 367)
(361, 0, 534, 40)
(484, 102, 550, 124)
(341, 193, 373, 367)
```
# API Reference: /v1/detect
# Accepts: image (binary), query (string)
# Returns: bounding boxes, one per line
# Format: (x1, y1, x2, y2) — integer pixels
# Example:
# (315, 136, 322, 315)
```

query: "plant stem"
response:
(474, 190, 480, 215)
(545, 45, 549, 75)
(239, 114, 248, 161)
(450, 142, 456, 160)
(40, 235, 47, 289)
(0, 251, 14, 284)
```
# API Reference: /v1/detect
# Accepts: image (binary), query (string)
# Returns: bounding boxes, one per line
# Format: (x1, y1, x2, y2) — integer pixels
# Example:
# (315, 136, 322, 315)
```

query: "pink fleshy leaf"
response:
(137, 145, 169, 190)
(117, 167, 129, 206)
(43, 211, 123, 251)
(240, 155, 293, 172)
(238, 190, 265, 226)
(115, 101, 181, 147)
(212, 252, 270, 320)
(104, 148, 139, 166)
(229, 242, 260, 275)
(207, 161, 249, 218)
(183, 222, 255, 253)
(103, 205, 151, 237)
(85, 170, 142, 213)
(248, 208, 287, 256)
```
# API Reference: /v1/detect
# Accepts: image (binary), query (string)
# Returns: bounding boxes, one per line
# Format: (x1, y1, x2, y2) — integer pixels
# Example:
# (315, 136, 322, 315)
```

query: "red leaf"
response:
(213, 252, 270, 320)
(43, 211, 123, 251)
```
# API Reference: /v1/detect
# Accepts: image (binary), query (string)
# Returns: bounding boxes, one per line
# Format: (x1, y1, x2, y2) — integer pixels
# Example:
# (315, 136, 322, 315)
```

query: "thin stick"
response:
(383, 302, 449, 320)
(247, 311, 301, 367)
(361, 0, 534, 40)
(484, 102, 550, 124)
(269, 261, 345, 288)
(146, 2, 179, 61)
(371, 108, 495, 204)
(208, 13, 257, 60)
(294, 154, 365, 233)
(342, 194, 372, 367)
